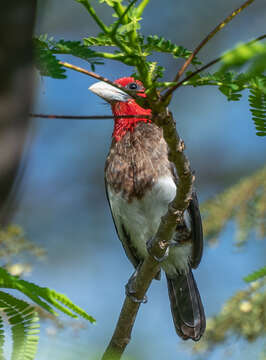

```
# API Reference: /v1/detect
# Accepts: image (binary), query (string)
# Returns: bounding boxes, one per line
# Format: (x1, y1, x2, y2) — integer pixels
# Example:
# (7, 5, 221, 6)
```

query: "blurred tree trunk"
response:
(0, 1, 36, 223)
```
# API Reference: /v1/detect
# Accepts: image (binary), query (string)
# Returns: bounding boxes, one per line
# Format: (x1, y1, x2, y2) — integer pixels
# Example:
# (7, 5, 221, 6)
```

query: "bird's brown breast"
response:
(105, 122, 174, 201)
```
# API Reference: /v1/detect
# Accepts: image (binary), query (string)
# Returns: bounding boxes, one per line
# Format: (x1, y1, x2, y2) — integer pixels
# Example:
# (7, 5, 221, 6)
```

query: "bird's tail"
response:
(166, 267, 205, 341)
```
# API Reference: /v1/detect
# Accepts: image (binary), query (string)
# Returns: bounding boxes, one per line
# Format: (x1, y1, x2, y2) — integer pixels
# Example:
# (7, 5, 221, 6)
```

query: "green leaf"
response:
(244, 266, 266, 282)
(84, 33, 117, 46)
(0, 291, 39, 360)
(34, 37, 104, 76)
(248, 81, 266, 136)
(52, 40, 100, 60)
(220, 41, 266, 75)
(0, 267, 95, 323)
(143, 35, 201, 64)
(34, 38, 66, 79)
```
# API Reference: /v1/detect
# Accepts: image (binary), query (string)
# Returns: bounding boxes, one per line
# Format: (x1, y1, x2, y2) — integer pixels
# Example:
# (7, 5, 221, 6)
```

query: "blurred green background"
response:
(10, 0, 266, 359)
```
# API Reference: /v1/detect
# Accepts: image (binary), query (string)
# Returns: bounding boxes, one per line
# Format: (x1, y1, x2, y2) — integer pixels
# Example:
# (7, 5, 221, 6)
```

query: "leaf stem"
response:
(136, 0, 150, 17)
(162, 0, 256, 102)
(113, 2, 126, 18)
(111, 0, 138, 35)
(76, 0, 110, 34)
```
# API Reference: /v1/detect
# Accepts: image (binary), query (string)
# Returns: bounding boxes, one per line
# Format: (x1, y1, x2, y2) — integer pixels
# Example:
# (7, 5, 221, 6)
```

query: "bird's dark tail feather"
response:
(166, 267, 205, 341)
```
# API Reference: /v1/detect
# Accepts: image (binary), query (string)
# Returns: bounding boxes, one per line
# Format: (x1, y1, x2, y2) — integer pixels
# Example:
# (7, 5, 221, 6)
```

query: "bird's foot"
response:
(125, 267, 147, 304)
(146, 237, 169, 262)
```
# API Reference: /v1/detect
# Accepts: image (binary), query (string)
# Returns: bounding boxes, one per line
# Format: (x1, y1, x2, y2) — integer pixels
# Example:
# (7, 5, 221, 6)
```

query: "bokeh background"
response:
(11, 0, 266, 359)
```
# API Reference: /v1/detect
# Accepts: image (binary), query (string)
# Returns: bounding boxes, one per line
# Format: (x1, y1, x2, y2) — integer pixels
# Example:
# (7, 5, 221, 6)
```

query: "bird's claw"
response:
(125, 268, 148, 304)
(146, 237, 170, 262)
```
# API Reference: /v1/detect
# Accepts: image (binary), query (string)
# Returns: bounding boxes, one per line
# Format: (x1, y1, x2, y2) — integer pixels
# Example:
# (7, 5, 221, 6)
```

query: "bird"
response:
(89, 76, 206, 341)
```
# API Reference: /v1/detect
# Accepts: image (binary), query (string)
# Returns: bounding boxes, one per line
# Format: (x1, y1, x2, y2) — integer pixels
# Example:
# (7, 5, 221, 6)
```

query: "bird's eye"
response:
(127, 82, 139, 90)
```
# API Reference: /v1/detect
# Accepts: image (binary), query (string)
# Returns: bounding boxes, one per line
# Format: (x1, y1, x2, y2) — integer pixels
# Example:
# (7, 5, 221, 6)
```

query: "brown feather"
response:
(105, 122, 173, 202)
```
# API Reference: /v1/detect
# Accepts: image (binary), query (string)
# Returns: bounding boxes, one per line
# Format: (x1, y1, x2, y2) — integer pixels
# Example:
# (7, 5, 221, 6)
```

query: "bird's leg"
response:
(146, 236, 170, 262)
(125, 264, 148, 304)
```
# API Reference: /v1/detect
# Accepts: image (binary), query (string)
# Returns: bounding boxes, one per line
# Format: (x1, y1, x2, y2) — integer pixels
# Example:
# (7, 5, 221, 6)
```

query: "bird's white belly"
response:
(108, 176, 192, 275)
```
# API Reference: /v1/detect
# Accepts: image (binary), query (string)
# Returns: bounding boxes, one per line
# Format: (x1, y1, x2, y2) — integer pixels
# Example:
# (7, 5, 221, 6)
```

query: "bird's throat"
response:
(112, 100, 151, 142)
(113, 117, 152, 142)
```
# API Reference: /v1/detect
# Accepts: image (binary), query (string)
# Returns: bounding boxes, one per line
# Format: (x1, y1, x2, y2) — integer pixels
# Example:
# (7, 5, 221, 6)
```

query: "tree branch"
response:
(29, 113, 151, 120)
(101, 110, 194, 360)
(161, 0, 255, 102)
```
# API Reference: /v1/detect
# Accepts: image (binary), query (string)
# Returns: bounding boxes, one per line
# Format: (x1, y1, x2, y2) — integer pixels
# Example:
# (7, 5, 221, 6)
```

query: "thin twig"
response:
(59, 61, 145, 103)
(162, 0, 255, 102)
(163, 33, 266, 92)
(29, 113, 151, 120)
(76, 0, 110, 34)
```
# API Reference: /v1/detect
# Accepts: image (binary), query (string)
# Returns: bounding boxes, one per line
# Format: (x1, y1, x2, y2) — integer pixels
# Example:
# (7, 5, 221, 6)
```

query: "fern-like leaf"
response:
(244, 266, 266, 282)
(34, 38, 66, 79)
(248, 86, 266, 136)
(0, 291, 39, 360)
(49, 39, 103, 66)
(84, 33, 117, 47)
(34, 37, 103, 76)
(202, 166, 266, 245)
(0, 268, 95, 323)
(143, 35, 201, 64)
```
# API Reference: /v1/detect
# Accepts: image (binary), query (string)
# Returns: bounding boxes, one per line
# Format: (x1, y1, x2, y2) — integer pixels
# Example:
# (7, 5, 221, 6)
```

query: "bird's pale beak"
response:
(89, 81, 130, 103)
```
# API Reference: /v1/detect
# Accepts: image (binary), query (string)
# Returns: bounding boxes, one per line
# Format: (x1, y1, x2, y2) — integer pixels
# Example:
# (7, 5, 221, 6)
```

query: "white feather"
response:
(108, 176, 192, 276)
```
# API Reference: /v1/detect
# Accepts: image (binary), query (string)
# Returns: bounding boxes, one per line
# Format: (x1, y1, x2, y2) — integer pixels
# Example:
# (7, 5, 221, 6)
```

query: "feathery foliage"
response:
(248, 85, 266, 136)
(34, 1, 266, 136)
(34, 37, 66, 79)
(202, 166, 266, 246)
(0, 225, 44, 261)
(34, 0, 201, 90)
(142, 35, 201, 64)
(0, 225, 95, 358)
(0, 268, 95, 322)
(183, 41, 266, 135)
(192, 279, 266, 354)
(0, 291, 39, 360)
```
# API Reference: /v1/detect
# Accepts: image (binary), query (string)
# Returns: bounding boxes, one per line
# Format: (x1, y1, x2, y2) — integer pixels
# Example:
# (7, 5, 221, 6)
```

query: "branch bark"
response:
(29, 114, 151, 120)
(101, 109, 194, 360)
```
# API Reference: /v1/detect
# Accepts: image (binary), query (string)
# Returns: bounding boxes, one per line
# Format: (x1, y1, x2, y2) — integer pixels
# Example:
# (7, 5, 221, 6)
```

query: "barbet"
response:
(89, 77, 206, 341)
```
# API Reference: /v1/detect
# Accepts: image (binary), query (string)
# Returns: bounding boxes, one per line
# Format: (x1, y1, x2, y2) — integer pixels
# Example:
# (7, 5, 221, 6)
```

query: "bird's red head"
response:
(89, 77, 151, 142)
(112, 77, 151, 141)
